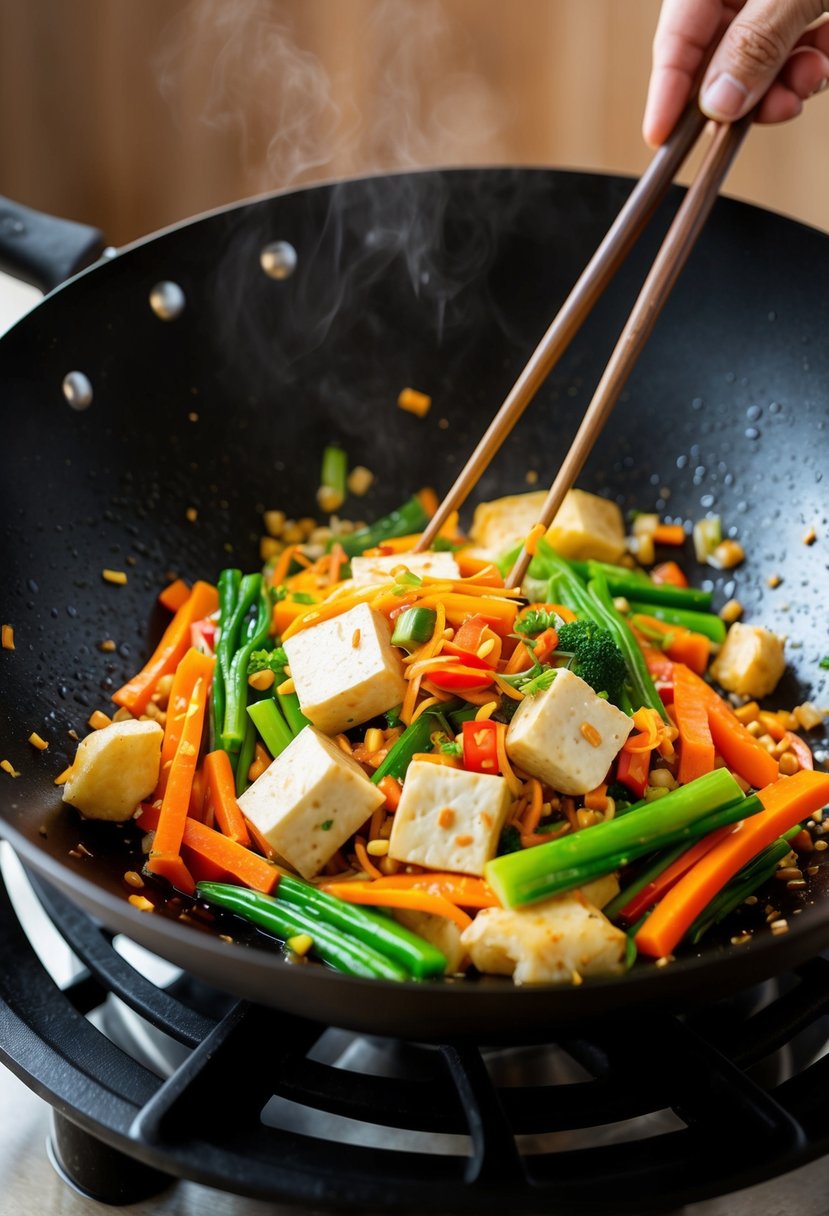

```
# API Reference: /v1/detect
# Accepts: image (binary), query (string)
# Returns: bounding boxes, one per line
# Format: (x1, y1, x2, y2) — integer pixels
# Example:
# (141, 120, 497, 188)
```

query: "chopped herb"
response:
(247, 647, 288, 677)
(385, 705, 403, 728)
(320, 819, 334, 831)
(291, 592, 317, 604)
(498, 824, 522, 855)
(431, 536, 464, 552)
(270, 584, 288, 603)
(515, 608, 562, 636)
(520, 668, 558, 696)
(499, 648, 557, 695)
(820, 656, 829, 670)
(439, 739, 463, 757)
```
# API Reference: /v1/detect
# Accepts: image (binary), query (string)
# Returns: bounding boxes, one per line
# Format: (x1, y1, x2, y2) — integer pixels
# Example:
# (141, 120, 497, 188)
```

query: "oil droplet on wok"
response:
(744, 427, 760, 441)
(746, 405, 762, 422)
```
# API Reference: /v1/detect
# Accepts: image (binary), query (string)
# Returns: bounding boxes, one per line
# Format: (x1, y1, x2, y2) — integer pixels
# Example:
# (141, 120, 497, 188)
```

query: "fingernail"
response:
(701, 73, 750, 120)
(812, 77, 829, 97)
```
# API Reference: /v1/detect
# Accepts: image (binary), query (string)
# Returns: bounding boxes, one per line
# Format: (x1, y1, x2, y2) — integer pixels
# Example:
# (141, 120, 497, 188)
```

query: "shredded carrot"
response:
(411, 751, 462, 768)
(113, 582, 218, 716)
(521, 779, 544, 834)
(583, 783, 608, 812)
(495, 723, 523, 797)
(416, 486, 439, 517)
(268, 545, 297, 588)
(322, 881, 473, 931)
(155, 648, 216, 798)
(454, 553, 505, 585)
(524, 522, 546, 557)
(204, 749, 251, 846)
(158, 578, 190, 613)
(636, 770, 829, 958)
(354, 837, 384, 880)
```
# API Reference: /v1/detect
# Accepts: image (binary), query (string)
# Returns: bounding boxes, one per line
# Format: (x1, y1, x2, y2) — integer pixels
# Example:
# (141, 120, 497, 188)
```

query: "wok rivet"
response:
(62, 371, 93, 410)
(260, 241, 297, 280)
(149, 281, 186, 321)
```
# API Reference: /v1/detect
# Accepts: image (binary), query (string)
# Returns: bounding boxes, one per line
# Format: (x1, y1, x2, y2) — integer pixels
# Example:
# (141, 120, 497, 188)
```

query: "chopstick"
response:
(414, 106, 752, 591)
(506, 112, 752, 589)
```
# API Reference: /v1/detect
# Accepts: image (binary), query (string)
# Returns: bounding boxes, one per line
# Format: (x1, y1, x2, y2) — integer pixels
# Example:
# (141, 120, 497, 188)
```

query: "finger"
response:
(643, 0, 730, 146)
(752, 45, 829, 121)
(700, 0, 827, 121)
(754, 80, 805, 122)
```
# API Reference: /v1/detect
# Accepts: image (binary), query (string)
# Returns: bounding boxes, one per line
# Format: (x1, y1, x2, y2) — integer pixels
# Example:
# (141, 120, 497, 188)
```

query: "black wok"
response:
(0, 169, 827, 1039)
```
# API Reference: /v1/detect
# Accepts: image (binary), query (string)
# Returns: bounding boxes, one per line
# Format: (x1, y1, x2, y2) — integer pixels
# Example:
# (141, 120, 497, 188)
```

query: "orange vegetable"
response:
(321, 881, 473, 931)
(650, 561, 688, 588)
(155, 647, 216, 798)
(268, 545, 297, 588)
(635, 769, 829, 958)
(454, 552, 505, 585)
(673, 663, 715, 785)
(181, 819, 279, 893)
(652, 524, 686, 546)
(707, 698, 779, 789)
(158, 578, 191, 613)
(113, 581, 218, 716)
(204, 749, 251, 846)
(616, 824, 734, 924)
(783, 731, 814, 771)
(273, 597, 318, 637)
(631, 614, 710, 675)
(146, 664, 213, 891)
(531, 627, 559, 664)
(188, 766, 207, 822)
(364, 873, 500, 909)
(377, 775, 402, 811)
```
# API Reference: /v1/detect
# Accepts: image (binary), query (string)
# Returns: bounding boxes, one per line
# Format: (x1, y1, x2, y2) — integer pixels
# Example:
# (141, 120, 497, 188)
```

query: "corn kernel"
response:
(347, 466, 374, 497)
(316, 486, 344, 514)
(778, 751, 800, 776)
(286, 933, 313, 956)
(185, 507, 198, 523)
(124, 870, 144, 889)
(397, 387, 432, 417)
(248, 669, 275, 691)
(264, 510, 286, 537)
(260, 536, 282, 561)
(719, 599, 743, 623)
(28, 732, 48, 751)
(734, 701, 760, 724)
(709, 540, 744, 570)
(128, 895, 155, 912)
(366, 839, 390, 857)
(102, 569, 128, 586)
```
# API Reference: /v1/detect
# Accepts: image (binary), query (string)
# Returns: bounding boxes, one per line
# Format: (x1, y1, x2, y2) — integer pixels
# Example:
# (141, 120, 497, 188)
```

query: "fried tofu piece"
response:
(469, 489, 625, 563)
(709, 622, 786, 699)
(460, 889, 627, 985)
(62, 719, 163, 822)
(350, 552, 460, 585)
(506, 668, 633, 795)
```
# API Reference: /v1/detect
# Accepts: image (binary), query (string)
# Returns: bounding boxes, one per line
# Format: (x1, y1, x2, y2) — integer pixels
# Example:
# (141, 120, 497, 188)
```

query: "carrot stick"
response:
(635, 770, 829, 958)
(204, 749, 251, 846)
(670, 664, 779, 789)
(632, 613, 710, 674)
(180, 818, 279, 893)
(189, 766, 207, 822)
(321, 881, 473, 931)
(361, 873, 500, 909)
(454, 552, 505, 585)
(158, 578, 191, 613)
(652, 524, 686, 546)
(113, 581, 218, 716)
(616, 824, 734, 924)
(377, 775, 402, 811)
(155, 648, 217, 798)
(673, 663, 715, 785)
(146, 667, 213, 890)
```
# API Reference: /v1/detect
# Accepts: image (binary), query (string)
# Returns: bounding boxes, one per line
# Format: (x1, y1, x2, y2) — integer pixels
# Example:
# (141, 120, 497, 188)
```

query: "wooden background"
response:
(0, 0, 826, 246)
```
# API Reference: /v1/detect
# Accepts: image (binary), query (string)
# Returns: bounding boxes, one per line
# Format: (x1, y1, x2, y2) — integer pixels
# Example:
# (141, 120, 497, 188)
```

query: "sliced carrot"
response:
(758, 711, 787, 742)
(707, 698, 779, 790)
(632, 613, 710, 675)
(155, 648, 217, 798)
(158, 578, 191, 613)
(454, 552, 505, 585)
(204, 749, 251, 846)
(361, 873, 500, 909)
(273, 596, 318, 637)
(189, 766, 207, 823)
(673, 663, 715, 785)
(532, 627, 559, 664)
(652, 524, 686, 546)
(416, 486, 439, 518)
(377, 775, 402, 812)
(321, 881, 473, 931)
(616, 824, 735, 924)
(181, 819, 279, 893)
(650, 561, 688, 589)
(146, 666, 213, 888)
(635, 770, 829, 958)
(639, 642, 675, 685)
(113, 581, 218, 716)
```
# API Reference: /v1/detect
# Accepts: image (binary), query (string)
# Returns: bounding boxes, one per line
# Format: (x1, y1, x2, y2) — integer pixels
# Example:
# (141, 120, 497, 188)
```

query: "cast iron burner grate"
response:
(4, 863, 829, 1213)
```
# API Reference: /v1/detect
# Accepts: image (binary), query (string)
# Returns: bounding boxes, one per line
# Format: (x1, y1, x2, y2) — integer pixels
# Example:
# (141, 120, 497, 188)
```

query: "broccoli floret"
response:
(556, 619, 627, 705)
(247, 646, 288, 677)
(515, 608, 562, 636)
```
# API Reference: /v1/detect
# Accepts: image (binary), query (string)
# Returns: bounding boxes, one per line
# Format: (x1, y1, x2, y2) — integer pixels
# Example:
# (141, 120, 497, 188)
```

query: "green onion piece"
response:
(234, 712, 257, 795)
(391, 606, 437, 651)
(247, 697, 294, 760)
(371, 708, 447, 784)
(685, 830, 799, 944)
(485, 769, 749, 908)
(196, 882, 409, 980)
(276, 874, 446, 979)
(626, 601, 726, 644)
(568, 559, 713, 611)
(278, 690, 311, 736)
(333, 495, 430, 558)
(602, 840, 690, 922)
(320, 444, 348, 508)
(587, 574, 668, 721)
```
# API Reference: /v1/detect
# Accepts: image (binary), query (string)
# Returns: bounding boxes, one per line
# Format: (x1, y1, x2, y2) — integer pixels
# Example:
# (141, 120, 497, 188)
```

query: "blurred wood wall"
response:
(0, 0, 826, 246)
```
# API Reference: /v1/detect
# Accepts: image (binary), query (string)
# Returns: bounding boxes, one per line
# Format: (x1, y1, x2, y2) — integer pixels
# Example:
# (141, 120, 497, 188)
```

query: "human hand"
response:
(643, 0, 829, 147)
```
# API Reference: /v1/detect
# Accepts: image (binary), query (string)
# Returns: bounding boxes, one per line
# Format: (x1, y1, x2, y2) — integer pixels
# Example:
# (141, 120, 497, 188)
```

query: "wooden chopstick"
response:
(414, 101, 706, 555)
(506, 112, 752, 589)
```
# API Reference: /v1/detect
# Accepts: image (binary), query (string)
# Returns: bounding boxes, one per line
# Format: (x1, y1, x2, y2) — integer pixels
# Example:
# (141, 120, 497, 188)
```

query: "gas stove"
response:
(4, 840, 829, 1216)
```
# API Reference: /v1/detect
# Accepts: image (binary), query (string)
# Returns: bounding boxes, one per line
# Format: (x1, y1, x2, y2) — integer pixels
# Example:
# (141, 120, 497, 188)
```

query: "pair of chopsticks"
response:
(414, 104, 753, 588)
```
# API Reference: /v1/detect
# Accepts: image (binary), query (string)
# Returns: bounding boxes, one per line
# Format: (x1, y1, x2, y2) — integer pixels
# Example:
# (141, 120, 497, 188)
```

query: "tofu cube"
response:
(393, 908, 468, 975)
(469, 488, 625, 563)
(388, 761, 512, 877)
(460, 889, 628, 985)
(283, 602, 406, 736)
(506, 668, 633, 795)
(62, 719, 163, 822)
(237, 725, 384, 879)
(709, 622, 786, 699)
(350, 551, 460, 585)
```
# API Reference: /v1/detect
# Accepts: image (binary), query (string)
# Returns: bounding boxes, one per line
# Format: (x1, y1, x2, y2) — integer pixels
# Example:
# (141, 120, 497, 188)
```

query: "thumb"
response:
(700, 0, 823, 120)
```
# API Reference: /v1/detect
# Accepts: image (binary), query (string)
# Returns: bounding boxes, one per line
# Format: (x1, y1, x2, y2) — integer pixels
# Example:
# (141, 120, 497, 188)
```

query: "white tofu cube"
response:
(283, 602, 406, 736)
(460, 889, 628, 985)
(709, 622, 786, 699)
(506, 668, 632, 795)
(62, 719, 163, 822)
(350, 551, 460, 585)
(237, 725, 384, 879)
(388, 760, 512, 877)
(469, 488, 625, 563)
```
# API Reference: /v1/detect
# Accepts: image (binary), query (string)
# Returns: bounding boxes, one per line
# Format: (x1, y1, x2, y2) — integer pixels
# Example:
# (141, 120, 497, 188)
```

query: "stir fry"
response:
(57, 474, 829, 986)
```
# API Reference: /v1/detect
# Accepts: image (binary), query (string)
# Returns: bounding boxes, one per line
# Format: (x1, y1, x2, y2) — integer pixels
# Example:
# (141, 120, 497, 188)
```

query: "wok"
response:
(0, 168, 827, 1039)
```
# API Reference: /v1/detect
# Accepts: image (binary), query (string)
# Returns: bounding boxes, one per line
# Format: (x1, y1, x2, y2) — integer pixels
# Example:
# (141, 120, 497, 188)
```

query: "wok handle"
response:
(0, 196, 105, 293)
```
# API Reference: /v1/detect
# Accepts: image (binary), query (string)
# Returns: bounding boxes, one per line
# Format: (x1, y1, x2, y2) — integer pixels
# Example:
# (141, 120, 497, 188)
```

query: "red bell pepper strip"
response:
(462, 720, 499, 774)
(616, 747, 650, 799)
(428, 665, 495, 692)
